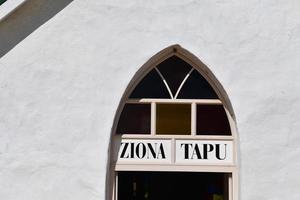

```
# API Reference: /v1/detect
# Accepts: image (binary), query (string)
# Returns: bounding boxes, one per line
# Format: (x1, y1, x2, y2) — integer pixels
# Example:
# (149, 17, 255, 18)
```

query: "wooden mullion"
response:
(151, 102, 156, 136)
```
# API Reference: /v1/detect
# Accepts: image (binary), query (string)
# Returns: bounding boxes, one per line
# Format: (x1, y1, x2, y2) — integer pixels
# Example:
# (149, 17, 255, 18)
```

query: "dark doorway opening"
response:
(118, 171, 228, 200)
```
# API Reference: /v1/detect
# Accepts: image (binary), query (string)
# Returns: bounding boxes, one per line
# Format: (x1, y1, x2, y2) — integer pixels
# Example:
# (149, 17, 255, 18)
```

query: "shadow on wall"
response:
(0, 0, 74, 58)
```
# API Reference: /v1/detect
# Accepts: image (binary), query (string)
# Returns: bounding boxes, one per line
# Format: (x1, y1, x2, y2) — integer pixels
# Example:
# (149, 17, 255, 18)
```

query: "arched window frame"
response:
(107, 45, 239, 200)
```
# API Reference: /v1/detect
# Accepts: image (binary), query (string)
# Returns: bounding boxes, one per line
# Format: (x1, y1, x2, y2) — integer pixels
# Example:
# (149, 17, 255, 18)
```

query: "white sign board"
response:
(116, 139, 233, 165)
(175, 140, 233, 164)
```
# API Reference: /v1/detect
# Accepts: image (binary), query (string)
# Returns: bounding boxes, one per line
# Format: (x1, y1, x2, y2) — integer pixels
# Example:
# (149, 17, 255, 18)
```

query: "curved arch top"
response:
(121, 44, 235, 120)
(107, 44, 239, 200)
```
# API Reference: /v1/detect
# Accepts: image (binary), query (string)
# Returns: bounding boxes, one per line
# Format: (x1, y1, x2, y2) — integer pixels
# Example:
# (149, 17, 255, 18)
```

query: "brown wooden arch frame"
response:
(106, 44, 239, 200)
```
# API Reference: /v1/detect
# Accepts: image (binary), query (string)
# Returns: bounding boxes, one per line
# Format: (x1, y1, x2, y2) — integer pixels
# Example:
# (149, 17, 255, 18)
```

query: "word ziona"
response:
(119, 142, 166, 159)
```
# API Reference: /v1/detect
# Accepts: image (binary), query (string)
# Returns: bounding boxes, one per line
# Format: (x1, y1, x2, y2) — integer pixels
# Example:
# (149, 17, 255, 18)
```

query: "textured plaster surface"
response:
(1, 0, 300, 199)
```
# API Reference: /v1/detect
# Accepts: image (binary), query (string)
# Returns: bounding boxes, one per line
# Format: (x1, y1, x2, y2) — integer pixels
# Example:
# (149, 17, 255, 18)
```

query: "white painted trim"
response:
(150, 102, 156, 135)
(0, 0, 27, 22)
(154, 67, 174, 99)
(121, 48, 175, 102)
(119, 134, 234, 140)
(109, 170, 116, 200)
(115, 173, 118, 200)
(174, 68, 194, 99)
(115, 164, 236, 173)
(172, 47, 235, 119)
(229, 174, 233, 200)
(232, 170, 239, 200)
(191, 102, 197, 135)
(171, 138, 176, 164)
(126, 98, 222, 104)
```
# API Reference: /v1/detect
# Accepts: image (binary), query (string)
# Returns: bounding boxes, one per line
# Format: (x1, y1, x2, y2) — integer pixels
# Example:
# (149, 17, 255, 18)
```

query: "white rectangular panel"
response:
(116, 139, 172, 164)
(175, 140, 233, 164)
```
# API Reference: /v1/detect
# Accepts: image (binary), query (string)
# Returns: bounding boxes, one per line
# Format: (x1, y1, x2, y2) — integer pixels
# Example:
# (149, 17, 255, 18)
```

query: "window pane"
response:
(116, 104, 151, 134)
(196, 105, 231, 135)
(177, 70, 218, 99)
(118, 171, 229, 200)
(156, 104, 191, 135)
(156, 56, 192, 96)
(129, 69, 171, 99)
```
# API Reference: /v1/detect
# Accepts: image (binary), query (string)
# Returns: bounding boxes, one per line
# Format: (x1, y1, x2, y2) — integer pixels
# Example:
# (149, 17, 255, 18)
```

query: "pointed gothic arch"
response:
(107, 45, 239, 200)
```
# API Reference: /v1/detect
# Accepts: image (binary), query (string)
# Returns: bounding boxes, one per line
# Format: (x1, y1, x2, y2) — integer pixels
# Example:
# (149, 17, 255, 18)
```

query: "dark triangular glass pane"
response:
(157, 56, 192, 96)
(129, 69, 170, 98)
(177, 70, 218, 99)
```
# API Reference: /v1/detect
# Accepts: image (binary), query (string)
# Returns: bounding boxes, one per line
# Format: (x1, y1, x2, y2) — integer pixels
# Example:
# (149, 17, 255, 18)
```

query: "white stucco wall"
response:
(1, 0, 300, 199)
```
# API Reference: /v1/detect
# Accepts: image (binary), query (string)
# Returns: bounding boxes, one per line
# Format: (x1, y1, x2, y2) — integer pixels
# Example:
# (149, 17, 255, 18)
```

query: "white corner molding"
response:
(0, 0, 28, 22)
